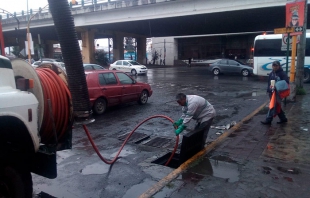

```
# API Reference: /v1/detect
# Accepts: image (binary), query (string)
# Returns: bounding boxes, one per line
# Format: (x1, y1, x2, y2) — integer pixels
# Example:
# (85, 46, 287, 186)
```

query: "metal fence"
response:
(0, 0, 176, 21)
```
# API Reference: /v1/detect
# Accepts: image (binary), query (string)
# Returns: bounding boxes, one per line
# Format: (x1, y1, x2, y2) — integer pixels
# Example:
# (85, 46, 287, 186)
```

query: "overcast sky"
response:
(1, 0, 49, 13)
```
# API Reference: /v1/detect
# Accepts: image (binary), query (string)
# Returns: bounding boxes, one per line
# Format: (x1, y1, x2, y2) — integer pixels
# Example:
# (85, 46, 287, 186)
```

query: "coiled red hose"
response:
(36, 68, 72, 143)
(35, 68, 178, 166)
(83, 115, 179, 166)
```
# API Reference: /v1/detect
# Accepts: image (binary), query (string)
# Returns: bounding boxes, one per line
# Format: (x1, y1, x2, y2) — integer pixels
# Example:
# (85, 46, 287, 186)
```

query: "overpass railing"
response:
(1, 0, 177, 25)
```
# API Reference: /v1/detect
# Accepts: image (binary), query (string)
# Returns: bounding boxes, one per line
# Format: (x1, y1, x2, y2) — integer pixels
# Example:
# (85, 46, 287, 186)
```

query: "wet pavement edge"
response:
(138, 100, 269, 198)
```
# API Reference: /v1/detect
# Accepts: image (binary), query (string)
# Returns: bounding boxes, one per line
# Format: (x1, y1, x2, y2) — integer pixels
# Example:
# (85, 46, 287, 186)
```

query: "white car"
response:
(109, 60, 148, 75)
(32, 60, 66, 70)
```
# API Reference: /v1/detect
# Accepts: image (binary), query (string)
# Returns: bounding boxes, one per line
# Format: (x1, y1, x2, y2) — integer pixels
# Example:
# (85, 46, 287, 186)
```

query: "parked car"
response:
(109, 60, 148, 75)
(40, 58, 64, 67)
(32, 60, 66, 70)
(83, 63, 105, 71)
(85, 70, 152, 115)
(246, 59, 253, 67)
(209, 59, 253, 77)
(192, 59, 221, 67)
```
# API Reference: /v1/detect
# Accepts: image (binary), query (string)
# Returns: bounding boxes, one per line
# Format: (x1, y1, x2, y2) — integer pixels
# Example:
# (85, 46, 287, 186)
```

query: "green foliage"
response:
(124, 37, 135, 52)
(296, 86, 306, 95)
(152, 50, 159, 65)
(95, 50, 109, 66)
(11, 46, 20, 57)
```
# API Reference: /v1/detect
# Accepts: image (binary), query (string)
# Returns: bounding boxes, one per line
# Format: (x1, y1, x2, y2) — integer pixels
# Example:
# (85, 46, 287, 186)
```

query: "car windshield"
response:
(128, 61, 140, 65)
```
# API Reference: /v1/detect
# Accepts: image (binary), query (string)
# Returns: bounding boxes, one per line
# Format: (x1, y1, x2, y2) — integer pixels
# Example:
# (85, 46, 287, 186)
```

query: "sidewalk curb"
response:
(139, 100, 269, 198)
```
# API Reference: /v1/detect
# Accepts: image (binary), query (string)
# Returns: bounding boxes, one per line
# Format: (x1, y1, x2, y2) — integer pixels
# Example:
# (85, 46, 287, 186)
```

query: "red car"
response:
(85, 70, 153, 115)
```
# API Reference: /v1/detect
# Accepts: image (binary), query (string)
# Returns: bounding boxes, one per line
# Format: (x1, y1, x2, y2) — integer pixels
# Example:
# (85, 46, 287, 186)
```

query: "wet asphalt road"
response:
(33, 66, 270, 198)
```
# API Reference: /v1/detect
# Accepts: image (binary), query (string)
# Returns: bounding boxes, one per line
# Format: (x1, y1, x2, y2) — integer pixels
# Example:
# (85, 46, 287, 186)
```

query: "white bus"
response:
(253, 33, 310, 82)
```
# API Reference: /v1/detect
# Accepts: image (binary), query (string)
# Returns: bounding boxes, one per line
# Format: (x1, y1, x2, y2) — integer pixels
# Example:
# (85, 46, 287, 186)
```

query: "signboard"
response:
(274, 27, 294, 34)
(288, 26, 304, 35)
(281, 34, 301, 51)
(286, 0, 305, 28)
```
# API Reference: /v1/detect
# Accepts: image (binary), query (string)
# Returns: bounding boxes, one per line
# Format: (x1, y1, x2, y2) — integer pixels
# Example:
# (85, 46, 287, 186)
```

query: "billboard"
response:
(286, 0, 305, 28)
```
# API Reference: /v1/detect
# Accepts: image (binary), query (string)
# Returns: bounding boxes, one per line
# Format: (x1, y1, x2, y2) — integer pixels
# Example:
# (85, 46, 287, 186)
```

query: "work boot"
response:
(277, 119, 288, 124)
(261, 120, 272, 125)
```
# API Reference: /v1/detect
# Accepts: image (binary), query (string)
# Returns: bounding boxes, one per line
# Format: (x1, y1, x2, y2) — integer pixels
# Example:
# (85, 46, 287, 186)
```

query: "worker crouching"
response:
(174, 93, 216, 148)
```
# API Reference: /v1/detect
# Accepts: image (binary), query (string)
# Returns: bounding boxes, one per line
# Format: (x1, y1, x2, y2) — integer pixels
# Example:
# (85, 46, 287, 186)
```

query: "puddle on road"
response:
(122, 178, 155, 198)
(186, 157, 240, 183)
(80, 162, 111, 175)
(205, 90, 266, 98)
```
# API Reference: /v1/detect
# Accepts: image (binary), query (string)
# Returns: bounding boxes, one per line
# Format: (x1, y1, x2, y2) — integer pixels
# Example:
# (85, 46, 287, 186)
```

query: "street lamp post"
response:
(27, 4, 49, 63)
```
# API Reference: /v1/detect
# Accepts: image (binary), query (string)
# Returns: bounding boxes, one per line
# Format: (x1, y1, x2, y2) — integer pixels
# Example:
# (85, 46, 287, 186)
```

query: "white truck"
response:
(0, 1, 93, 197)
(0, 56, 73, 198)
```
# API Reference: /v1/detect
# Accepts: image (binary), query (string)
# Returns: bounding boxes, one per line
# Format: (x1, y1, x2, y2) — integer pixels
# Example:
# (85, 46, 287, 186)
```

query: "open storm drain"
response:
(143, 136, 178, 148)
(151, 128, 206, 168)
(117, 132, 150, 144)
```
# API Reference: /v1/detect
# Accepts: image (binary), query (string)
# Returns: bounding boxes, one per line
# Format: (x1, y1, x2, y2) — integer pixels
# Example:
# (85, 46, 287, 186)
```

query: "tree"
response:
(124, 37, 135, 52)
(94, 50, 109, 66)
(152, 49, 158, 65)
(11, 46, 20, 57)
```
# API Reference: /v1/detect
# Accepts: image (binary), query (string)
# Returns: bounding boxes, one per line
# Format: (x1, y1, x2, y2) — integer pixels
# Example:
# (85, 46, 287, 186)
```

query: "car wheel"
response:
(93, 98, 107, 115)
(131, 69, 137, 76)
(0, 166, 32, 198)
(304, 69, 310, 83)
(213, 68, 220, 75)
(138, 90, 148, 105)
(241, 69, 249, 77)
(112, 68, 116, 70)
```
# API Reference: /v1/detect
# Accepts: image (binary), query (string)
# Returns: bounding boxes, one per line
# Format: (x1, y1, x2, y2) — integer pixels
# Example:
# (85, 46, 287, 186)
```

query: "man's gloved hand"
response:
(175, 124, 186, 136)
(173, 119, 183, 128)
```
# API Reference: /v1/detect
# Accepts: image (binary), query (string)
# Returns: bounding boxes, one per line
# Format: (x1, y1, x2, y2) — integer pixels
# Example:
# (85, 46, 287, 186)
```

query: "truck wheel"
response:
(0, 166, 32, 198)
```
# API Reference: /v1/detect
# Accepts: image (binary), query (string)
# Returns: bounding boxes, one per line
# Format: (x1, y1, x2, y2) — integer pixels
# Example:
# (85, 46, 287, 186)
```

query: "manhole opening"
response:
(151, 127, 206, 168)
(151, 152, 180, 168)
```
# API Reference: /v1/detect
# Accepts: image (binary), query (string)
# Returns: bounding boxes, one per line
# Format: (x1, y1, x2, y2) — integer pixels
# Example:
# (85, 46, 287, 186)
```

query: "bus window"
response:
(254, 39, 285, 57)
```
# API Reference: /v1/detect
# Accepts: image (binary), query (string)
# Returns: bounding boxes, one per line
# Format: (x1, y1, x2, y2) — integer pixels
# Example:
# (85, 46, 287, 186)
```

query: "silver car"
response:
(209, 59, 253, 77)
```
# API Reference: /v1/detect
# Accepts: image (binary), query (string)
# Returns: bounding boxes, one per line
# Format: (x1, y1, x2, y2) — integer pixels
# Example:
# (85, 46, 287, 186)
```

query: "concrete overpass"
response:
(1, 0, 310, 63)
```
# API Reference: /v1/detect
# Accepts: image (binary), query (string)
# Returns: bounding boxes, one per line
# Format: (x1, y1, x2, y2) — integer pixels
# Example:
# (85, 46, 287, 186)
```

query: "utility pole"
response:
(295, 0, 308, 88)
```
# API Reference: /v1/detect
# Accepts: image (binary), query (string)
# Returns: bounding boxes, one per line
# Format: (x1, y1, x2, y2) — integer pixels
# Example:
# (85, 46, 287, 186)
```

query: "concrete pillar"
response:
(81, 29, 95, 63)
(112, 33, 124, 61)
(136, 36, 146, 64)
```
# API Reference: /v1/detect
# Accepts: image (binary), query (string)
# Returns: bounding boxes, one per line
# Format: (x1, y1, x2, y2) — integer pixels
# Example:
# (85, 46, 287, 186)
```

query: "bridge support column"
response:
(112, 33, 124, 61)
(136, 36, 146, 64)
(81, 29, 95, 63)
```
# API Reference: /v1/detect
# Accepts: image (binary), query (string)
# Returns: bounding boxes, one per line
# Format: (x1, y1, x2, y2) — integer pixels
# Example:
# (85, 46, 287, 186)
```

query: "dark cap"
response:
(272, 61, 280, 66)
(292, 11, 299, 19)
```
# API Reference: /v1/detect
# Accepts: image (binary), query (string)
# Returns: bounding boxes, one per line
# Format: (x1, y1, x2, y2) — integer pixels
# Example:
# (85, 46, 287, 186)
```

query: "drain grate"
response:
(117, 132, 150, 144)
(143, 136, 178, 148)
